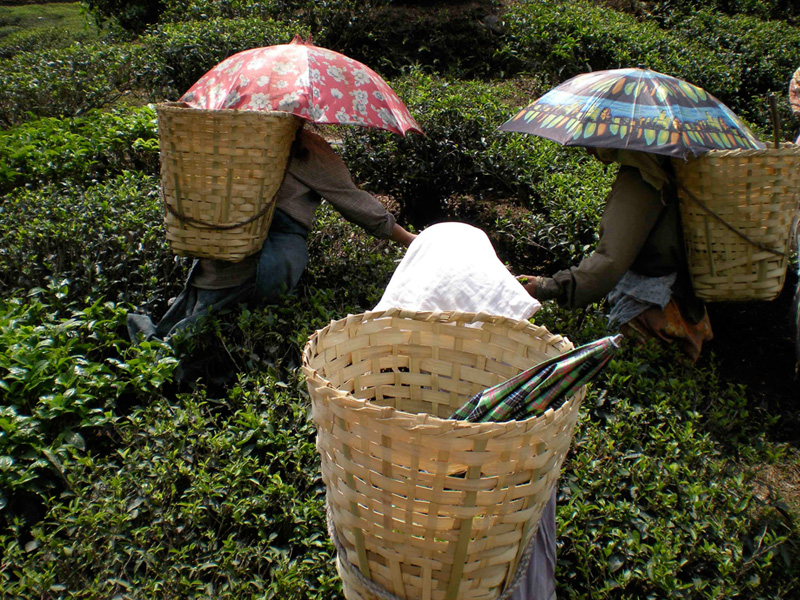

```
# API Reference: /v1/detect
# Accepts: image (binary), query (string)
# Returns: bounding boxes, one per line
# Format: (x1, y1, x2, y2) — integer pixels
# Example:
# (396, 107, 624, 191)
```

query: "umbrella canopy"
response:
(180, 36, 423, 136)
(451, 334, 623, 423)
(499, 68, 764, 158)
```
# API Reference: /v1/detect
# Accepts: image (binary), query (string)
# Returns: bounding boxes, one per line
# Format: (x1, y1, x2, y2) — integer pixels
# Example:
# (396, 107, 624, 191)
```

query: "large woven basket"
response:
(673, 144, 800, 302)
(302, 309, 587, 600)
(156, 102, 299, 262)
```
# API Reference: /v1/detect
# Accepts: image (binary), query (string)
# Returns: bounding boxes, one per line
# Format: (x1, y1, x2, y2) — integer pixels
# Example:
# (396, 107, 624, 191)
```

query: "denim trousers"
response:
(127, 209, 310, 342)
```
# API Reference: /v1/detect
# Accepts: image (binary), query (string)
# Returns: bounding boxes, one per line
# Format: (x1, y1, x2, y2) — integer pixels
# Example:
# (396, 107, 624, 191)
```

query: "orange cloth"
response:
(619, 298, 713, 363)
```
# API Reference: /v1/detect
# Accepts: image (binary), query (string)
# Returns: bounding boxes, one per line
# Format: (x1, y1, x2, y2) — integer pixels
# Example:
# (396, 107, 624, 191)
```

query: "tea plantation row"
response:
(1, 0, 798, 598)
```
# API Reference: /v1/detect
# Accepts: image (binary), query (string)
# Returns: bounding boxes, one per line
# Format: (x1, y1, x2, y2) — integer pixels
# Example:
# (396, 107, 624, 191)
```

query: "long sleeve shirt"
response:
(275, 129, 395, 238)
(193, 129, 395, 289)
(542, 165, 703, 321)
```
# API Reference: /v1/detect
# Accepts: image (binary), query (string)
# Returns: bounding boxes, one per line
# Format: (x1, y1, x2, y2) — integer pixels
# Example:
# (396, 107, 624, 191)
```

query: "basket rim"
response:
(156, 100, 301, 121)
(674, 142, 800, 163)
(302, 308, 583, 432)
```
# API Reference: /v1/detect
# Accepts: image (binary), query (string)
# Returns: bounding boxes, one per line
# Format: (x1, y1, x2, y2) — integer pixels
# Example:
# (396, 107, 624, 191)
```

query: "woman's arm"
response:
(389, 223, 417, 247)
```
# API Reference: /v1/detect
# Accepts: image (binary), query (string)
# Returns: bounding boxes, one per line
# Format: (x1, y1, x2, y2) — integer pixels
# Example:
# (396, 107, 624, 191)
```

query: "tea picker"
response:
(126, 37, 422, 350)
(501, 68, 800, 364)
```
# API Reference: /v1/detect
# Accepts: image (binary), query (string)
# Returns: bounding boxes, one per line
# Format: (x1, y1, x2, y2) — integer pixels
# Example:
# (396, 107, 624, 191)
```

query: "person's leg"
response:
(509, 489, 557, 600)
(254, 210, 310, 303)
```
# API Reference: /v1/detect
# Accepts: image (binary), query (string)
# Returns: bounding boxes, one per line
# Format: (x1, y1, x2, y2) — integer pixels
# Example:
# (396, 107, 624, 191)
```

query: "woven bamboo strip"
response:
(673, 144, 800, 301)
(156, 103, 299, 261)
(303, 309, 586, 600)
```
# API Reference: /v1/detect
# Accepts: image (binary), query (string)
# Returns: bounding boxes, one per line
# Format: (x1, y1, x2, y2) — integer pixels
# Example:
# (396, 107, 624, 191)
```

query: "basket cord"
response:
(326, 501, 537, 600)
(677, 184, 794, 258)
(160, 189, 276, 231)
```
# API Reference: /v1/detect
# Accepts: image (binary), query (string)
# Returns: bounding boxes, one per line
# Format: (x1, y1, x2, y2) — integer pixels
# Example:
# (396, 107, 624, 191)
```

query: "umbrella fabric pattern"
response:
(451, 334, 623, 423)
(499, 68, 764, 158)
(180, 36, 423, 136)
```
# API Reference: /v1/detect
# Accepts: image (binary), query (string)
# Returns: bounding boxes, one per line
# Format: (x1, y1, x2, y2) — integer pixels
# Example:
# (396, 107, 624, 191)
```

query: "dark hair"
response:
(291, 119, 310, 160)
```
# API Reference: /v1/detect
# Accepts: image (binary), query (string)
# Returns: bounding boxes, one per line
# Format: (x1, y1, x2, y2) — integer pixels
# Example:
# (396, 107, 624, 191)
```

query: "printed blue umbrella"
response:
(452, 334, 623, 423)
(499, 68, 765, 158)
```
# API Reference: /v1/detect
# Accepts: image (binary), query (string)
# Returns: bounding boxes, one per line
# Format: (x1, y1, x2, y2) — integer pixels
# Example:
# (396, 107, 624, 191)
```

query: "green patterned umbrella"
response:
(451, 334, 623, 423)
(499, 68, 764, 158)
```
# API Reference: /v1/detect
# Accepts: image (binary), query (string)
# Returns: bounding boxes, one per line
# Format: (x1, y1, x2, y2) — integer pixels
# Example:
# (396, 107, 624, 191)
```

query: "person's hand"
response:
(516, 274, 541, 298)
(390, 224, 417, 248)
(516, 274, 562, 301)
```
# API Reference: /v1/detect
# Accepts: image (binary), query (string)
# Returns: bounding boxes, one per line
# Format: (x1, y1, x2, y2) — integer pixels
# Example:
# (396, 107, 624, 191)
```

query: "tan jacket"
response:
(544, 166, 703, 321)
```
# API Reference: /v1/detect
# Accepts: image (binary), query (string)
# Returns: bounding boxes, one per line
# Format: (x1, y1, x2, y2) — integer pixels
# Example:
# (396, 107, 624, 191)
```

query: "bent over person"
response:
(127, 126, 416, 343)
(519, 148, 713, 363)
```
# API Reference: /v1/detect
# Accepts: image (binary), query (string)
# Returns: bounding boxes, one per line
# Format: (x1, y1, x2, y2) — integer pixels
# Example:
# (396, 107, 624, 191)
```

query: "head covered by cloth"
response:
(592, 148, 672, 193)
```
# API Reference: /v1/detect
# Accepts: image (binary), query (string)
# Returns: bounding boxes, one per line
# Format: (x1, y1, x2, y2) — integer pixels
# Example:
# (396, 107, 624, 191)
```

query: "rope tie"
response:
(677, 184, 792, 258)
(161, 189, 276, 231)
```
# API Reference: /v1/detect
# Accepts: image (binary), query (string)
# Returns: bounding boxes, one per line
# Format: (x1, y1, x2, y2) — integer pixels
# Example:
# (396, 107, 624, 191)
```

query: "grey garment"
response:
(275, 129, 396, 239)
(509, 489, 557, 600)
(607, 271, 677, 328)
(127, 210, 310, 343)
(126, 278, 254, 342)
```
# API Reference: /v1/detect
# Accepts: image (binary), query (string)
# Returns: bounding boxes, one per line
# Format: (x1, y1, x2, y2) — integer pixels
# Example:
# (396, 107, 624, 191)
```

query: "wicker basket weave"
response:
(156, 102, 299, 262)
(302, 309, 587, 600)
(673, 144, 800, 302)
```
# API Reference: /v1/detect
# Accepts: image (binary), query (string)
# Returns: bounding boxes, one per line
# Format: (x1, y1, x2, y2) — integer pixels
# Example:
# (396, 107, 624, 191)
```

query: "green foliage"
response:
(0, 173, 183, 310)
(645, 0, 798, 25)
(160, 0, 295, 23)
(662, 9, 800, 126)
(0, 42, 147, 127)
(502, 0, 740, 107)
(159, 0, 508, 80)
(0, 106, 159, 194)
(0, 27, 94, 60)
(0, 373, 337, 599)
(312, 0, 509, 80)
(139, 17, 301, 97)
(305, 203, 406, 312)
(83, 0, 165, 34)
(340, 70, 611, 269)
(533, 306, 799, 598)
(0, 2, 101, 45)
(0, 289, 177, 518)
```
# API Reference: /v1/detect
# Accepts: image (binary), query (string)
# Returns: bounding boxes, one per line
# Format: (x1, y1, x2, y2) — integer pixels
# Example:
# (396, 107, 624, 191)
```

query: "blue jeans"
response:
(127, 209, 310, 342)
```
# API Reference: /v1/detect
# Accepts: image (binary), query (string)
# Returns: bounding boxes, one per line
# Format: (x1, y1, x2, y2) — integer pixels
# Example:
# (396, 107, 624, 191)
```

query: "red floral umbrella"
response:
(180, 36, 423, 136)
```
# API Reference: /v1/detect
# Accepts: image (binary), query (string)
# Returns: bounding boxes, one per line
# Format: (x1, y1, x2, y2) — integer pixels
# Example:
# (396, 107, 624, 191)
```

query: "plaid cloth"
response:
(451, 334, 623, 423)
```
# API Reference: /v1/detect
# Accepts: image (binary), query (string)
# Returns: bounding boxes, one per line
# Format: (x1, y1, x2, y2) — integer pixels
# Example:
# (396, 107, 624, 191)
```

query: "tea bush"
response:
(501, 0, 740, 108)
(0, 106, 159, 194)
(0, 173, 183, 311)
(83, 0, 164, 33)
(158, 0, 508, 80)
(533, 306, 799, 598)
(645, 0, 797, 25)
(0, 42, 147, 127)
(0, 375, 338, 598)
(139, 17, 301, 98)
(339, 70, 612, 269)
(0, 27, 96, 60)
(665, 9, 800, 126)
(0, 290, 178, 524)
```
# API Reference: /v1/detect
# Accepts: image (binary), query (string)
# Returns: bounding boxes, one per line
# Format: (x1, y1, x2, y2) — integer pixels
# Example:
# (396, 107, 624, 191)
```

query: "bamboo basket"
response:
(673, 144, 800, 302)
(302, 309, 587, 600)
(156, 102, 299, 262)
